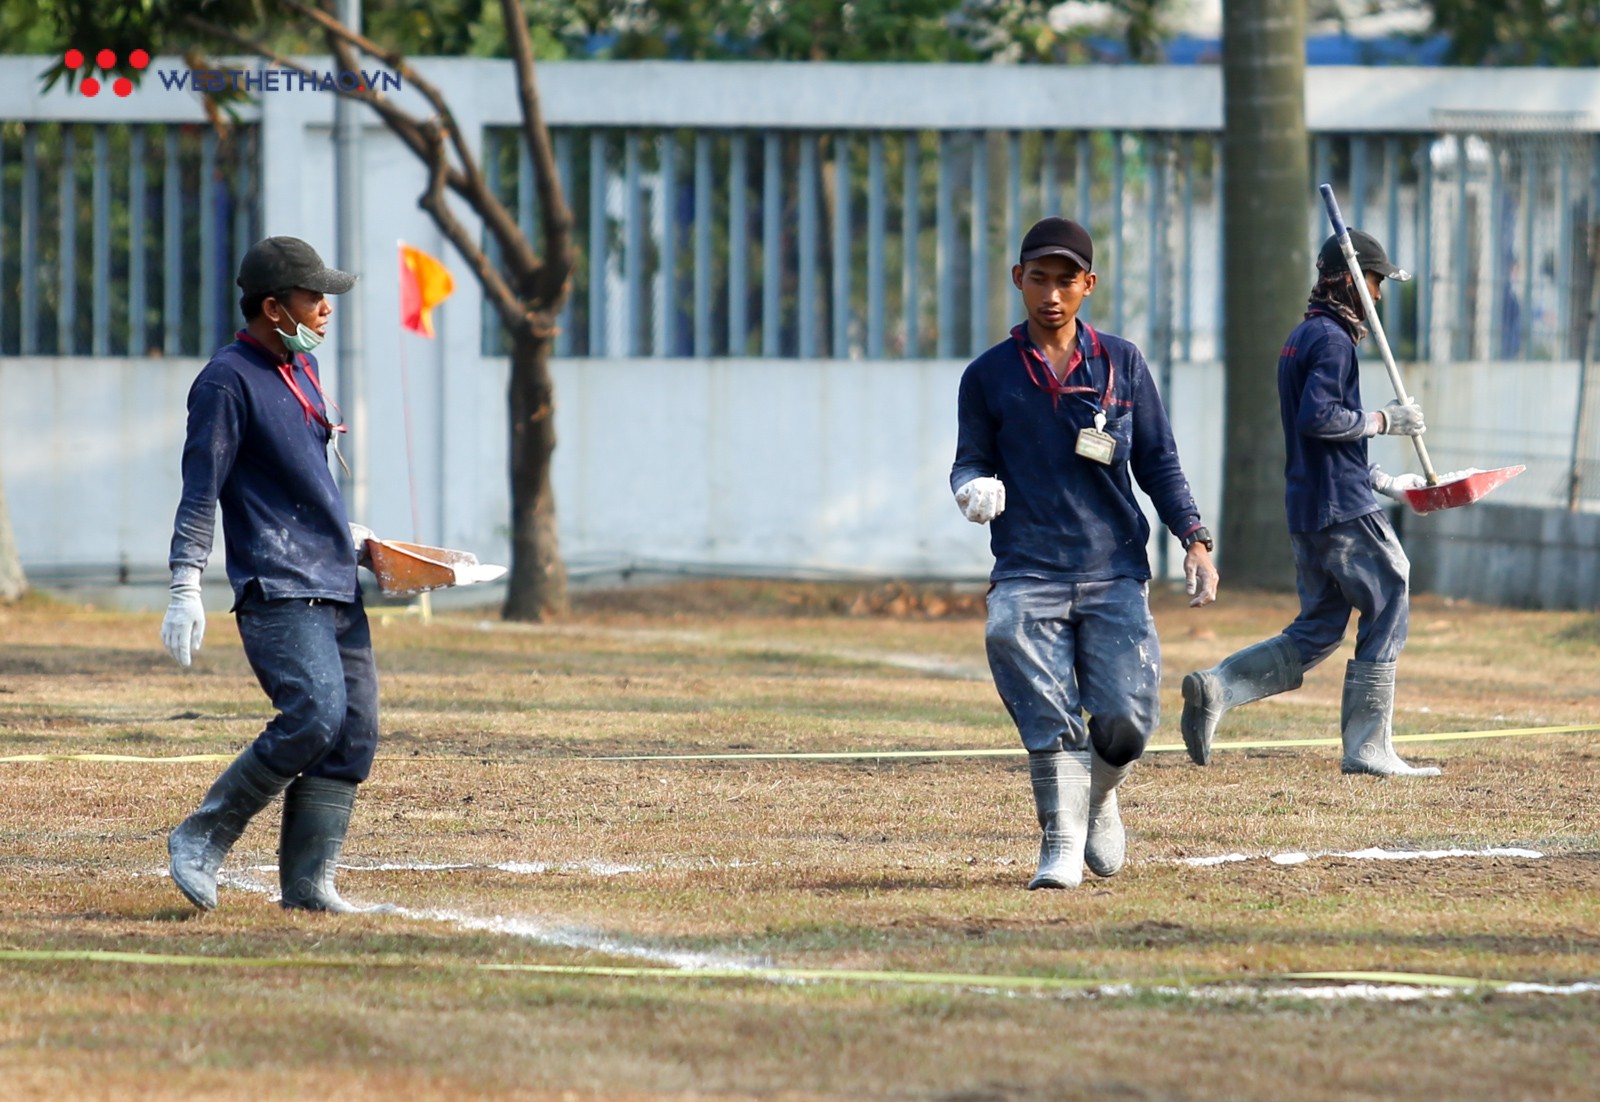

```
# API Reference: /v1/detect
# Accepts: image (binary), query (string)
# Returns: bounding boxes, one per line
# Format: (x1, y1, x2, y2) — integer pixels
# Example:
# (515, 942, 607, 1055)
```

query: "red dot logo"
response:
(113, 77, 133, 97)
(64, 49, 84, 69)
(130, 49, 149, 69)
(96, 49, 117, 69)
(80, 77, 101, 97)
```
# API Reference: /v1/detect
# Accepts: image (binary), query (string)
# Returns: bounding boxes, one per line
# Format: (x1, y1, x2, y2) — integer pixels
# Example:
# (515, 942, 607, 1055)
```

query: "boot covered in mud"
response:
(1340, 660, 1441, 777)
(1181, 634, 1304, 765)
(1084, 749, 1133, 878)
(1026, 747, 1092, 890)
(279, 776, 394, 913)
(168, 748, 294, 911)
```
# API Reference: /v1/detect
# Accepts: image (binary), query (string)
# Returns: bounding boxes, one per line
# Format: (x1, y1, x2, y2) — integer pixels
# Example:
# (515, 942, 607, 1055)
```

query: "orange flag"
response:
(399, 242, 455, 338)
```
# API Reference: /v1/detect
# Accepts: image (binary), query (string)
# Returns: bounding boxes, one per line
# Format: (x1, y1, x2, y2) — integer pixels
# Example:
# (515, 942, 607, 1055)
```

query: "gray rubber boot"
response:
(1180, 634, 1304, 765)
(168, 748, 294, 911)
(279, 777, 394, 913)
(1340, 660, 1441, 777)
(1084, 750, 1133, 878)
(1025, 748, 1092, 890)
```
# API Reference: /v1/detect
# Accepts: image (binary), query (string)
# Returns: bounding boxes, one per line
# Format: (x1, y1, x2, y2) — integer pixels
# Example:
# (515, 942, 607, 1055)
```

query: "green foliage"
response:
(1426, 0, 1600, 64)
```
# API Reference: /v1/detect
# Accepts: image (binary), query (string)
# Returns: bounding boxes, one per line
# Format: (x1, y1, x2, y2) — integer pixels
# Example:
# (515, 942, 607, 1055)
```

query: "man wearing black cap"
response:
(951, 217, 1219, 890)
(1179, 228, 1440, 778)
(161, 236, 390, 912)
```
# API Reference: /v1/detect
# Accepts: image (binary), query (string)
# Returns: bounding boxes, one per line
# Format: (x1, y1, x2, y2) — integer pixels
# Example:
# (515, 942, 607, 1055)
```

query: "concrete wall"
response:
(1406, 503, 1600, 610)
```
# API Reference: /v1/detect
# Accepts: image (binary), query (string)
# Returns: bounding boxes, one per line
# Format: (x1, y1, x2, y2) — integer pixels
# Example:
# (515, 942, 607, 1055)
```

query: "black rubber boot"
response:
(1180, 634, 1304, 765)
(1025, 748, 1091, 890)
(279, 777, 393, 913)
(168, 748, 294, 911)
(1340, 660, 1441, 777)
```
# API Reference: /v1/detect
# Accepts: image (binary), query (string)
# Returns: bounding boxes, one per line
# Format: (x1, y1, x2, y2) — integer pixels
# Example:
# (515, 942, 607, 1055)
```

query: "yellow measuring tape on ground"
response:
(0, 947, 1519, 995)
(3, 723, 1598, 766)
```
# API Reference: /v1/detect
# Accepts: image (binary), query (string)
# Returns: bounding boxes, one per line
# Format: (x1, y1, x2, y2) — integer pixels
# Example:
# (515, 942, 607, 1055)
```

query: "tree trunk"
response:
(0, 465, 26, 601)
(502, 323, 568, 620)
(1220, 0, 1307, 587)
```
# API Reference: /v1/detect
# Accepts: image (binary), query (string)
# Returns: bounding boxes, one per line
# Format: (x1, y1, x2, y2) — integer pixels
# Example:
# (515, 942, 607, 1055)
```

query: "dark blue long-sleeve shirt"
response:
(169, 334, 359, 604)
(1278, 310, 1383, 533)
(951, 323, 1204, 584)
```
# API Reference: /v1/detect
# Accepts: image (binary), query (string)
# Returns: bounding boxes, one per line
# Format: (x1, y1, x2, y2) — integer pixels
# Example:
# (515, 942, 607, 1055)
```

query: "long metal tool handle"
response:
(1318, 183, 1438, 485)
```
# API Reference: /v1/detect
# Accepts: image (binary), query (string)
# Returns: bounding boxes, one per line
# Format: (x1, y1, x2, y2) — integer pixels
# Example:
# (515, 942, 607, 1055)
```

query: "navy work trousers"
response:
(235, 587, 380, 783)
(1283, 511, 1410, 668)
(984, 576, 1160, 764)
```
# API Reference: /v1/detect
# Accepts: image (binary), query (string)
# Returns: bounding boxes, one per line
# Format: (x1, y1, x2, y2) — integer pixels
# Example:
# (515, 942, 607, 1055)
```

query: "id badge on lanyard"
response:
(1074, 410, 1116, 465)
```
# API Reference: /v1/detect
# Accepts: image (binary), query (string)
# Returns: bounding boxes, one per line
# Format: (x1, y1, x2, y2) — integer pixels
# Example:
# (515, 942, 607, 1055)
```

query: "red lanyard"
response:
(1012, 322, 1114, 411)
(236, 331, 347, 436)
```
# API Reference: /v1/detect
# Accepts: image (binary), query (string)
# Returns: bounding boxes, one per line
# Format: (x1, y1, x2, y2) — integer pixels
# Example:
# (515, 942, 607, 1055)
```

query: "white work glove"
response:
(1365, 400, 1426, 437)
(160, 566, 206, 667)
(1369, 466, 1428, 502)
(349, 522, 375, 568)
(954, 477, 1006, 524)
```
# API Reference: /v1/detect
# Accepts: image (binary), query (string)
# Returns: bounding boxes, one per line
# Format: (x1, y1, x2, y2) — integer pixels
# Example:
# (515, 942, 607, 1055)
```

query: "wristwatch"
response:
(1181, 526, 1214, 553)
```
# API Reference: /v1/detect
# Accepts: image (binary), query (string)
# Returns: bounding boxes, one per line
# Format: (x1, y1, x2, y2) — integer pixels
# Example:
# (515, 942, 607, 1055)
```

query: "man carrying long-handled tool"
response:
(160, 236, 392, 912)
(1181, 226, 1442, 778)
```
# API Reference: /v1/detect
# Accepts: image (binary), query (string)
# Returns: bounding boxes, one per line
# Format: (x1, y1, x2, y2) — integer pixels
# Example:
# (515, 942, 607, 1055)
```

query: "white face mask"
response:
(275, 318, 325, 354)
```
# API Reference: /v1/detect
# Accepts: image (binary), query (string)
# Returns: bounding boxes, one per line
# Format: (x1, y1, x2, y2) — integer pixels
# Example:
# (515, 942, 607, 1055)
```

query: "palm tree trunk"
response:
(1220, 0, 1308, 587)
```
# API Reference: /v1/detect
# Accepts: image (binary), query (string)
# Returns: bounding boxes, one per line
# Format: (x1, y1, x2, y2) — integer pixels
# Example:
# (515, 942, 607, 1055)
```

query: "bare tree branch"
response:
(280, 0, 539, 282)
(498, 0, 574, 304)
(418, 122, 531, 338)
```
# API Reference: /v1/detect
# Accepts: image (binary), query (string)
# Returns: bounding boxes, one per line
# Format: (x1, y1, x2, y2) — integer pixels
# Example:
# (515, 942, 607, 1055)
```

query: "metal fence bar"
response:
(762, 131, 780, 357)
(58, 127, 77, 356)
(0, 133, 6, 350)
(936, 131, 954, 358)
(1004, 131, 1020, 273)
(1145, 134, 1161, 357)
(1213, 148, 1223, 360)
(694, 131, 713, 357)
(1557, 143, 1573, 359)
(1076, 132, 1092, 226)
(1418, 148, 1432, 361)
(1351, 136, 1368, 228)
(866, 131, 885, 359)
(1110, 131, 1124, 333)
(163, 127, 181, 357)
(517, 133, 534, 244)
(799, 132, 819, 358)
(587, 130, 606, 356)
(1313, 136, 1332, 257)
(832, 133, 850, 358)
(129, 128, 145, 357)
(624, 130, 643, 357)
(1384, 137, 1400, 342)
(1521, 154, 1536, 361)
(903, 133, 920, 358)
(1180, 137, 1194, 362)
(200, 129, 218, 353)
(970, 131, 989, 356)
(91, 126, 109, 356)
(231, 130, 253, 326)
(1451, 135, 1468, 360)
(21, 128, 38, 355)
(657, 131, 677, 357)
(728, 131, 748, 355)
(553, 130, 573, 357)
(1039, 131, 1055, 223)
(1488, 139, 1504, 360)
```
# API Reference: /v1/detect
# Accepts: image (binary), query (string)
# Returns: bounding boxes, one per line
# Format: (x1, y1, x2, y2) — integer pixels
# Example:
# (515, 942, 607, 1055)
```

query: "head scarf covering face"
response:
(1306, 271, 1367, 342)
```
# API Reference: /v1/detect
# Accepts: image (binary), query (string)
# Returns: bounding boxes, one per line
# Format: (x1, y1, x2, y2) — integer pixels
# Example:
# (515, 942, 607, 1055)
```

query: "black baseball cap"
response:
(237, 236, 357, 296)
(1019, 217, 1093, 272)
(1316, 229, 1411, 282)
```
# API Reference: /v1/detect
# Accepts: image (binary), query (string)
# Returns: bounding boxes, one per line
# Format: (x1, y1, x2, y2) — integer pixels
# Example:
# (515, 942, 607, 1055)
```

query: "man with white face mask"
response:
(162, 236, 389, 914)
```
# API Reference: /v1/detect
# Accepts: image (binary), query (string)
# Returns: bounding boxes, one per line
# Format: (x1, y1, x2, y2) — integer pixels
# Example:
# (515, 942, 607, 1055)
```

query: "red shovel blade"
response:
(1401, 465, 1526, 514)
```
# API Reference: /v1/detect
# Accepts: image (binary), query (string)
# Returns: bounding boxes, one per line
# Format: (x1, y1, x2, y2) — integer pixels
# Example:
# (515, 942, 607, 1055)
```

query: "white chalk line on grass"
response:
(1180, 845, 1546, 867)
(115, 843, 1598, 1004)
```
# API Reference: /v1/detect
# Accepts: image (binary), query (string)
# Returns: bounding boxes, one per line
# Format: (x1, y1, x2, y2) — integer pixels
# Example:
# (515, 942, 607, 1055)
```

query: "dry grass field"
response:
(2, 579, 1599, 1101)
